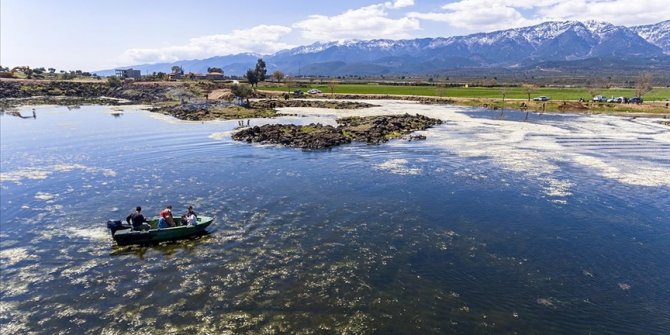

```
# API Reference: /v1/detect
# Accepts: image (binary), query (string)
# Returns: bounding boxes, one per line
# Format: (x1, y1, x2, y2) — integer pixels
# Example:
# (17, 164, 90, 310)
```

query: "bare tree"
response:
(272, 70, 285, 83)
(435, 83, 447, 97)
(499, 86, 510, 103)
(587, 78, 604, 98)
(522, 84, 538, 101)
(285, 77, 295, 99)
(328, 80, 338, 97)
(635, 72, 653, 98)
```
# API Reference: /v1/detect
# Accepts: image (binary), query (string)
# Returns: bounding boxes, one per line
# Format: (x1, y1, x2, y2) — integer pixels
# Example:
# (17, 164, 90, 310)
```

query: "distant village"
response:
(0, 65, 227, 82)
(115, 66, 225, 81)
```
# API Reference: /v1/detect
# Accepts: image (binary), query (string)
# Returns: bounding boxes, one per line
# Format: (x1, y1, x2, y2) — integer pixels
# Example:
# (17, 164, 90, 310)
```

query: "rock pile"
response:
(337, 114, 442, 144)
(0, 80, 185, 103)
(232, 113, 442, 149)
(232, 124, 351, 149)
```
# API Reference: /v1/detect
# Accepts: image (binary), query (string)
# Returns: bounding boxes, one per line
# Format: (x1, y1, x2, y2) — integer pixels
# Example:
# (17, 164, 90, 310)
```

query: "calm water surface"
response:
(1, 104, 669, 334)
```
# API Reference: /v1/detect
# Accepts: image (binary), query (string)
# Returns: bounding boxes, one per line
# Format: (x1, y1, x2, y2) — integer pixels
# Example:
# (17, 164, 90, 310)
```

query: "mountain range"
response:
(96, 20, 670, 77)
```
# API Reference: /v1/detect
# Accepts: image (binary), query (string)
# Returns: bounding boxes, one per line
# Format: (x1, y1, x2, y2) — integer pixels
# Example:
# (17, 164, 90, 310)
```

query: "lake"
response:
(1, 102, 669, 334)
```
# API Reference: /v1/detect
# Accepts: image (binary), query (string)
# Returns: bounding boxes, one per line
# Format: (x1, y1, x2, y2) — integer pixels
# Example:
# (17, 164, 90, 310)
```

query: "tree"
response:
(587, 78, 605, 98)
(522, 84, 537, 101)
(435, 83, 446, 97)
(635, 72, 653, 98)
(245, 69, 258, 87)
(328, 80, 337, 97)
(285, 77, 295, 98)
(499, 86, 510, 103)
(48, 68, 56, 74)
(272, 70, 285, 83)
(207, 67, 223, 73)
(231, 84, 253, 106)
(171, 66, 183, 75)
(254, 58, 267, 83)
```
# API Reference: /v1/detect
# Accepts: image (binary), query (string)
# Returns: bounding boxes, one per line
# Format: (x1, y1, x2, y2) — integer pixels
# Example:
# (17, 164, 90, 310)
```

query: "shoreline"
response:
(1, 78, 668, 120)
(3, 95, 669, 122)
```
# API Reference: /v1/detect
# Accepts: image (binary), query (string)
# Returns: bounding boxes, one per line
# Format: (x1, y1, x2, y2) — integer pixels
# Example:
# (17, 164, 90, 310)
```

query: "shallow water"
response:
(1, 103, 669, 334)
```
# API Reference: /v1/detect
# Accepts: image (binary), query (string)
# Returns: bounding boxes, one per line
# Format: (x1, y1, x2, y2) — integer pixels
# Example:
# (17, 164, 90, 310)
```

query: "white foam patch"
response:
(0, 164, 116, 184)
(0, 247, 38, 267)
(375, 159, 422, 175)
(34, 192, 56, 201)
(297, 100, 670, 197)
(65, 226, 112, 242)
(209, 131, 233, 140)
(356, 101, 670, 191)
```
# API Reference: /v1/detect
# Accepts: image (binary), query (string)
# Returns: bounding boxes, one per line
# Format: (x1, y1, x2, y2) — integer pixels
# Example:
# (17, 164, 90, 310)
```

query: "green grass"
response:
(262, 84, 670, 101)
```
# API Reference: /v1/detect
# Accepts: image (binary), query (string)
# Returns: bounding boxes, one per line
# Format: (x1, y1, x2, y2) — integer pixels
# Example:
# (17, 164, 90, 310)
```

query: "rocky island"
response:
(232, 114, 442, 149)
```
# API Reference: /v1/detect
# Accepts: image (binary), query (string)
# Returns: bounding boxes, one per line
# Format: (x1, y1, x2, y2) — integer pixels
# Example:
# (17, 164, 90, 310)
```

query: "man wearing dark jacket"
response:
(126, 206, 151, 231)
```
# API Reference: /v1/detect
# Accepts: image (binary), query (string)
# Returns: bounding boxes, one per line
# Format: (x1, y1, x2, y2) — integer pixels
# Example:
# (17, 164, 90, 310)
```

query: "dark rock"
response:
(232, 113, 442, 149)
(232, 123, 351, 149)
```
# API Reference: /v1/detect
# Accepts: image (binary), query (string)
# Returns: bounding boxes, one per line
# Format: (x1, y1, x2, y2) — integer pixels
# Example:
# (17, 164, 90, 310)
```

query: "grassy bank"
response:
(261, 83, 670, 101)
(453, 98, 670, 115)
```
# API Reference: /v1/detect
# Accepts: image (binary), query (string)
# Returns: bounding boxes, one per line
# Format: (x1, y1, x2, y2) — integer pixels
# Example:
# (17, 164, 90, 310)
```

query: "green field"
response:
(261, 84, 670, 101)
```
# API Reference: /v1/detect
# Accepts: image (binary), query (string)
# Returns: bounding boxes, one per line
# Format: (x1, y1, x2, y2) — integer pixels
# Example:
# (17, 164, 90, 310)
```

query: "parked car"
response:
(293, 90, 304, 96)
(307, 89, 322, 94)
(593, 95, 607, 102)
(533, 96, 550, 101)
(629, 97, 643, 104)
(607, 96, 625, 103)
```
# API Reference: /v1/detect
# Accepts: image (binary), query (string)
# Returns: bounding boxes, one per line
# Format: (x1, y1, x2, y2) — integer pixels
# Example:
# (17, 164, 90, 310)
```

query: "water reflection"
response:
(109, 231, 214, 258)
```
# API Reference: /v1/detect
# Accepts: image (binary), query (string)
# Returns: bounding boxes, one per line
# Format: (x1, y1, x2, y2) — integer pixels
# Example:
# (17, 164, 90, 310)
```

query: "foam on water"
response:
(278, 99, 669, 198)
(375, 159, 422, 175)
(1, 164, 117, 184)
(34, 192, 56, 201)
(0, 247, 37, 267)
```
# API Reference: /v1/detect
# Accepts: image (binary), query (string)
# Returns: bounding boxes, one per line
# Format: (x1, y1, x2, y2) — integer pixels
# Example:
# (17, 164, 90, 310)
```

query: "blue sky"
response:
(2, 0, 668, 71)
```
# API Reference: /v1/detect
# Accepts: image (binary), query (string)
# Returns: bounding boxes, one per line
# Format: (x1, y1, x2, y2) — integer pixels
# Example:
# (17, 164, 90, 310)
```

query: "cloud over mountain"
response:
(100, 19, 669, 78)
(122, 25, 294, 64)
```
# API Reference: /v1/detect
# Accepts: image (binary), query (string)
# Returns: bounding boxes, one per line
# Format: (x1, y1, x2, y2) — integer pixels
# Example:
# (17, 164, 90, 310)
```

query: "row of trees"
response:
(0, 66, 94, 79)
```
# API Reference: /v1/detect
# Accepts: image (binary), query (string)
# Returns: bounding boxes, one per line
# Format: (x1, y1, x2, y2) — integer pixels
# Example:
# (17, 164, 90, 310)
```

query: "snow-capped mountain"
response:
(96, 20, 669, 76)
(631, 20, 670, 54)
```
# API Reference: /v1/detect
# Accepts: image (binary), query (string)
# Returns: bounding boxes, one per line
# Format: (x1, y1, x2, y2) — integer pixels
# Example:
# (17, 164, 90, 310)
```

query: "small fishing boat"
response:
(106, 216, 213, 245)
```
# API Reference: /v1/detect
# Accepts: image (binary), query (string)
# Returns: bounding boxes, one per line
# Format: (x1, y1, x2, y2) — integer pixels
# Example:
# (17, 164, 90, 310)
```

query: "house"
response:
(115, 68, 141, 79)
(168, 66, 184, 80)
(205, 72, 225, 80)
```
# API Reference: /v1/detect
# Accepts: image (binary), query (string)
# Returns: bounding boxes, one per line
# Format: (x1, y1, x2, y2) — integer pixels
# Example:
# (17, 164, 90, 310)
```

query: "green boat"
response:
(107, 216, 213, 246)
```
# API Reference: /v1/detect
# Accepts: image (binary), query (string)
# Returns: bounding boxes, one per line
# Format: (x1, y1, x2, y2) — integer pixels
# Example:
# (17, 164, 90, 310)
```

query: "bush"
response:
(107, 76, 122, 88)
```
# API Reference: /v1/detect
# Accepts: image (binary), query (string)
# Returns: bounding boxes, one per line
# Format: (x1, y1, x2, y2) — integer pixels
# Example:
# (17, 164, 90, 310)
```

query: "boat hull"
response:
(112, 216, 213, 246)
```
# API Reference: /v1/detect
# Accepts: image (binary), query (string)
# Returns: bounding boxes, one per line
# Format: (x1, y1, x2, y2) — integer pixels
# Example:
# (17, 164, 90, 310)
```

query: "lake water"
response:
(1, 102, 669, 334)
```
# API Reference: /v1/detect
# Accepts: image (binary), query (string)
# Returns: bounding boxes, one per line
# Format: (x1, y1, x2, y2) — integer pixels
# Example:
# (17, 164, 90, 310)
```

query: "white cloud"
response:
(535, 0, 670, 26)
(294, 3, 420, 41)
(410, 0, 532, 31)
(409, 0, 670, 32)
(387, 0, 415, 8)
(121, 25, 294, 64)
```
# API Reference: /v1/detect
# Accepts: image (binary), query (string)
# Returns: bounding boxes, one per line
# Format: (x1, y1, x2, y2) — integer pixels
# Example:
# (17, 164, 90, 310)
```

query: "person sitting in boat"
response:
(157, 216, 169, 229)
(126, 206, 150, 231)
(160, 205, 176, 227)
(181, 206, 198, 226)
